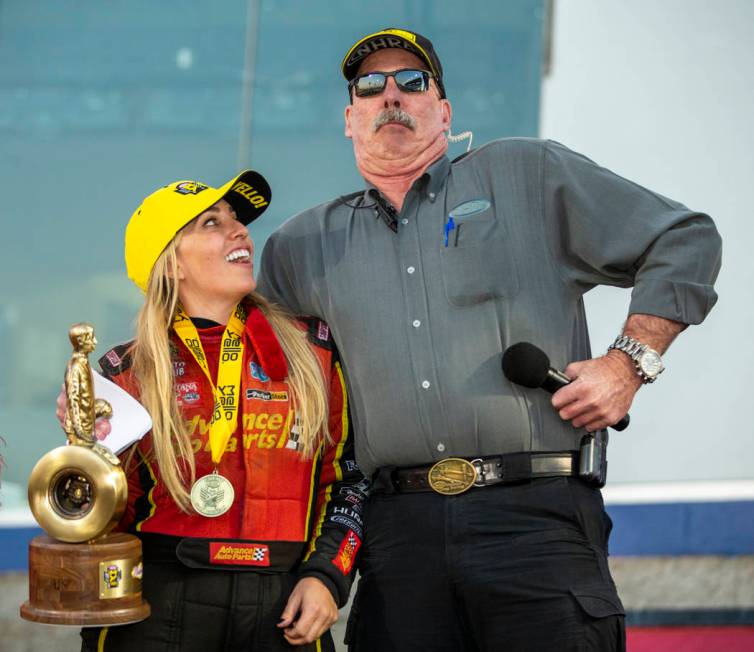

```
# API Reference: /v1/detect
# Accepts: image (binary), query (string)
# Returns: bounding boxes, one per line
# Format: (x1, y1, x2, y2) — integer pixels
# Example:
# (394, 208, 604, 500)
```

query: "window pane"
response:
(0, 0, 544, 490)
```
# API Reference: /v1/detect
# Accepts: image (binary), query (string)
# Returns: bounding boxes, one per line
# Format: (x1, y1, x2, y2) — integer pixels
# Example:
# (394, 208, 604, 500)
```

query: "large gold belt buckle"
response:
(428, 458, 478, 495)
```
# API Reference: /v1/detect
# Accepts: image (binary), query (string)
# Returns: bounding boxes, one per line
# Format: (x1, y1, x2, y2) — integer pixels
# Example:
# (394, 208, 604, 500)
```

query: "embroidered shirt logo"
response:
(449, 198, 492, 218)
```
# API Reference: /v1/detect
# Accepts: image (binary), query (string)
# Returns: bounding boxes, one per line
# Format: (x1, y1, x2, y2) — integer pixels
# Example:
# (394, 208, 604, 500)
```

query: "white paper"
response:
(92, 370, 152, 454)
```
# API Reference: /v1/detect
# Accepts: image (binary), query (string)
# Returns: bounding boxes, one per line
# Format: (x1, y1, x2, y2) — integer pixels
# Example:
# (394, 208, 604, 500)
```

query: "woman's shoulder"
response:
(98, 341, 135, 380)
(256, 301, 334, 351)
(297, 316, 335, 352)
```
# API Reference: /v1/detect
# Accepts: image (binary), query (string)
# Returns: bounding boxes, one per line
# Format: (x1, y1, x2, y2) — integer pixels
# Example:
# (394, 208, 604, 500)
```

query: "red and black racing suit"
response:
(81, 307, 368, 652)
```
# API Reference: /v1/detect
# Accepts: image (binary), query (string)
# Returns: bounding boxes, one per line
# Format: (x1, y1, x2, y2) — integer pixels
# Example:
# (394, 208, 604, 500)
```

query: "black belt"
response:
(377, 452, 579, 495)
(138, 532, 304, 572)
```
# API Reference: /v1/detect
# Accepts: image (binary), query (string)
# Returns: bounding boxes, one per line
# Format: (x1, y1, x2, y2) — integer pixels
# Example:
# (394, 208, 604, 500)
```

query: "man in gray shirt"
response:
(258, 27, 721, 652)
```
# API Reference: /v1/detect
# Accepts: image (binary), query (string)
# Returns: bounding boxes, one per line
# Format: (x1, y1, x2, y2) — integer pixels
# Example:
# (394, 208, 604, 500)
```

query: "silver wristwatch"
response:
(608, 335, 664, 383)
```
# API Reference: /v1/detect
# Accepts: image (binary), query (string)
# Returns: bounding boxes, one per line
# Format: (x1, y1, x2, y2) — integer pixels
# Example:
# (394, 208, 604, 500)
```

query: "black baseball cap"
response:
(341, 28, 446, 98)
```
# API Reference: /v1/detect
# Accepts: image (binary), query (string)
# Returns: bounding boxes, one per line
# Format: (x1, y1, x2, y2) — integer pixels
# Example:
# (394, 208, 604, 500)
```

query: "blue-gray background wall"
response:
(2, 1, 753, 647)
(0, 0, 545, 489)
(1, 0, 751, 501)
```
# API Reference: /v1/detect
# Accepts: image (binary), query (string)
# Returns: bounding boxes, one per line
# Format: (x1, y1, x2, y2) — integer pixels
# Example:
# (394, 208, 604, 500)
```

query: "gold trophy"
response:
(20, 324, 150, 626)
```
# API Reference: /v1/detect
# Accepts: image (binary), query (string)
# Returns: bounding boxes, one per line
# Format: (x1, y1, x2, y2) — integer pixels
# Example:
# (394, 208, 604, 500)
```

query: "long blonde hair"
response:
(129, 240, 329, 511)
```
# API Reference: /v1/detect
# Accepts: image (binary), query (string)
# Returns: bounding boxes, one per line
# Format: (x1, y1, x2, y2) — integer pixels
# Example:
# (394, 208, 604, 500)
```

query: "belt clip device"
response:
(579, 431, 608, 488)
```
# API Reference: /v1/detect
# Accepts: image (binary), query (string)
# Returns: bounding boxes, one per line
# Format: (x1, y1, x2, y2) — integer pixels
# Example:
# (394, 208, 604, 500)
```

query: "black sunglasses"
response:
(348, 69, 432, 98)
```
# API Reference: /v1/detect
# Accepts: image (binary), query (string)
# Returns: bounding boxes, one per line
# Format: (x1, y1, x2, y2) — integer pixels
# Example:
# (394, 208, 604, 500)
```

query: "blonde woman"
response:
(75, 172, 367, 652)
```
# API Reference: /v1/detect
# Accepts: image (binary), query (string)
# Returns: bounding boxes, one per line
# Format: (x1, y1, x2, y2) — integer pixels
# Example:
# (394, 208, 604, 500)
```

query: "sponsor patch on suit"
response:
(245, 388, 289, 402)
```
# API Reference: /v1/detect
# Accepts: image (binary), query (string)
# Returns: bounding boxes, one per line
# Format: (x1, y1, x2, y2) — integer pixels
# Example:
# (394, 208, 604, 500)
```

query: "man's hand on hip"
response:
(551, 352, 641, 432)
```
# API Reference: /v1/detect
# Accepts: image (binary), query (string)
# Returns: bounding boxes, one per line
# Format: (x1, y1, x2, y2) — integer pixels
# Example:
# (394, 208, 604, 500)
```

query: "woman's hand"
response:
(278, 576, 338, 646)
(55, 385, 112, 440)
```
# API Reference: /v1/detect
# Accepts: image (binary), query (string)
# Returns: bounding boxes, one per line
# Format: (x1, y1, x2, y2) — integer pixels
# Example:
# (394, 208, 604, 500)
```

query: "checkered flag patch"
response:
(332, 528, 362, 576)
(252, 547, 266, 561)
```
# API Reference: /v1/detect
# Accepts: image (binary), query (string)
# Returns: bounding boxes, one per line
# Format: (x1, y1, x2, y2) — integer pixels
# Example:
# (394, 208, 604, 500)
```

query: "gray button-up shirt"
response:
(257, 138, 721, 477)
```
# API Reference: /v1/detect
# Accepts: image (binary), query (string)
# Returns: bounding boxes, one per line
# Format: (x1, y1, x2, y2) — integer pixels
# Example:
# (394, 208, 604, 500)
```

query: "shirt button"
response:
(428, 192, 436, 201)
(412, 319, 421, 328)
(437, 442, 446, 452)
(401, 218, 408, 225)
(421, 380, 431, 389)
(407, 266, 416, 274)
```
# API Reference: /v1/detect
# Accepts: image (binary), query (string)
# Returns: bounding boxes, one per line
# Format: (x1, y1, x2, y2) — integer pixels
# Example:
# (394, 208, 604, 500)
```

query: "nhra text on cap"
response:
(341, 28, 446, 98)
(125, 170, 271, 292)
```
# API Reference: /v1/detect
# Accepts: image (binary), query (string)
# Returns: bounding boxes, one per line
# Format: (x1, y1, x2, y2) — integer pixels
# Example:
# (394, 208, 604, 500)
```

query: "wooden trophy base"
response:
(21, 533, 151, 626)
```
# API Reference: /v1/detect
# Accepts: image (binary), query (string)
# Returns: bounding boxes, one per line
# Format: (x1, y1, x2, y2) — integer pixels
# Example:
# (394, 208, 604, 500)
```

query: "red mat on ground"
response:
(627, 627, 754, 651)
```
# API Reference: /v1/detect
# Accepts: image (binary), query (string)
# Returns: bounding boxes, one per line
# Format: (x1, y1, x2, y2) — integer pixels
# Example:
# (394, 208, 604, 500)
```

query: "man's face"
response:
(344, 49, 451, 163)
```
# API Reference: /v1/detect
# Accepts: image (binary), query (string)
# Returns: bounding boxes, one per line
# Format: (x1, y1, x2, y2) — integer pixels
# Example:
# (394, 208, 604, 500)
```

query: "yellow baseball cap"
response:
(125, 170, 271, 292)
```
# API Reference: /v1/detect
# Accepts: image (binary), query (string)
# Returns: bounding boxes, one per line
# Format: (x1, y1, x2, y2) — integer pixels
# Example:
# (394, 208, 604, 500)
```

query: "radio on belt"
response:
(578, 431, 608, 488)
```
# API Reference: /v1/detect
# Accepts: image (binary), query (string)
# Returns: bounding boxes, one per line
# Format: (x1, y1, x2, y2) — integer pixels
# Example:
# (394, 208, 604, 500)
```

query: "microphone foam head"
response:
(502, 342, 551, 388)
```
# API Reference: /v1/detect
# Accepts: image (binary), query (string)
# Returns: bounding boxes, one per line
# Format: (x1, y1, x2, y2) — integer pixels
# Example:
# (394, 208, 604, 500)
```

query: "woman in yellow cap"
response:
(75, 171, 366, 651)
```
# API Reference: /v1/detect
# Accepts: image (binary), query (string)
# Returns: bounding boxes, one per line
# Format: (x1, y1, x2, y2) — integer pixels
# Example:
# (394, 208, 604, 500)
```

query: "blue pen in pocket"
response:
(443, 216, 456, 247)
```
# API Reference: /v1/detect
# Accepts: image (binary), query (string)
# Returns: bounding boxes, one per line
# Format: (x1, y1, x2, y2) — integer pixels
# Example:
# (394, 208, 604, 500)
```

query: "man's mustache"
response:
(372, 108, 416, 132)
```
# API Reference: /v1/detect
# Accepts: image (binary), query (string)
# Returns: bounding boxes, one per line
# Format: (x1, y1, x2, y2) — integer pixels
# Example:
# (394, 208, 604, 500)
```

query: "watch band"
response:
(608, 334, 664, 383)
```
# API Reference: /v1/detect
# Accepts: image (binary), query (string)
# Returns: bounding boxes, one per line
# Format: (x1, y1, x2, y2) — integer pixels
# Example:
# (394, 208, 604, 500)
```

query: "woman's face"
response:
(175, 199, 256, 307)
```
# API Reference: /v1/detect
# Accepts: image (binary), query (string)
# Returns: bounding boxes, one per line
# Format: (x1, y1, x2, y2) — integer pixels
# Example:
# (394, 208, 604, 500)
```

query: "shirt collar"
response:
(424, 154, 451, 197)
(360, 154, 451, 206)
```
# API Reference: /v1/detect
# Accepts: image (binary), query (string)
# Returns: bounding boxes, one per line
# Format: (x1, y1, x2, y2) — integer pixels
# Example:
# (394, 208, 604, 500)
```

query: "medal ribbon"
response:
(173, 303, 246, 465)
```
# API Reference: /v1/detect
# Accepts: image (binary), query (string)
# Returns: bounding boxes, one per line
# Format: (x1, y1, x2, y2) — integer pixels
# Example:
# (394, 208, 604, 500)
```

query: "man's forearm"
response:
(605, 313, 687, 380)
(621, 313, 687, 354)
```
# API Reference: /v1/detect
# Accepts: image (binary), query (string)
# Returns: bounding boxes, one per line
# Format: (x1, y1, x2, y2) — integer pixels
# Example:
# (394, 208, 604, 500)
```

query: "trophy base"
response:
(20, 533, 150, 626)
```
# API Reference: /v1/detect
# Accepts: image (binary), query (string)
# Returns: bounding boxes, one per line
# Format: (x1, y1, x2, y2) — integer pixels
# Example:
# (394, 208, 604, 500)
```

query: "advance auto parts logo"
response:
(209, 542, 270, 567)
(174, 181, 209, 195)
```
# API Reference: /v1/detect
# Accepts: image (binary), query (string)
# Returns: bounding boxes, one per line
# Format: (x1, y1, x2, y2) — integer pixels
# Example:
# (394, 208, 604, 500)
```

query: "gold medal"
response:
(175, 305, 243, 518)
(190, 471, 234, 518)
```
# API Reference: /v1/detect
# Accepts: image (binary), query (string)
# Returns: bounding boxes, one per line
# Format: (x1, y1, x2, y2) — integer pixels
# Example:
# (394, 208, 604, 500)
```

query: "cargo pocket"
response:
(570, 589, 624, 618)
(570, 589, 626, 652)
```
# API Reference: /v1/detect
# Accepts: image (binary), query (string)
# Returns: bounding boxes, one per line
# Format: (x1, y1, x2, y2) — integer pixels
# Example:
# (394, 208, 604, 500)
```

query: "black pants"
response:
(347, 477, 625, 652)
(80, 560, 334, 652)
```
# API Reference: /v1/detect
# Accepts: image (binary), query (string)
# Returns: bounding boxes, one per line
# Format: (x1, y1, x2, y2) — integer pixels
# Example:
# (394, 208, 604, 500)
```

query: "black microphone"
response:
(368, 189, 399, 233)
(501, 342, 630, 432)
